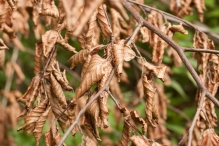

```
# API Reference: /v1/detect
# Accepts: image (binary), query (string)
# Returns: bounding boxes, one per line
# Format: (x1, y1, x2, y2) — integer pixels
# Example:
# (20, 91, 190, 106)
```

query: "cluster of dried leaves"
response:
(0, 0, 219, 146)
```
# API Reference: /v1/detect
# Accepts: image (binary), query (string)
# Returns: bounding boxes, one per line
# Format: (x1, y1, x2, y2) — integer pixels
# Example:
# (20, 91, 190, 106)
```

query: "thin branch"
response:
(2, 47, 19, 107)
(179, 91, 206, 146)
(183, 48, 219, 54)
(58, 62, 81, 81)
(121, 0, 219, 108)
(107, 90, 149, 141)
(42, 45, 56, 75)
(126, 21, 143, 46)
(57, 69, 116, 146)
(128, 0, 219, 41)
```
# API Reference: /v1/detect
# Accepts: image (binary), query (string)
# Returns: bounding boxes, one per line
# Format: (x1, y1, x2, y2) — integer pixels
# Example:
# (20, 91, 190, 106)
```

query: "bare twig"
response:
(121, 0, 219, 107)
(183, 48, 219, 54)
(57, 69, 115, 146)
(107, 90, 149, 141)
(42, 45, 56, 75)
(2, 47, 19, 107)
(126, 21, 143, 46)
(179, 91, 206, 146)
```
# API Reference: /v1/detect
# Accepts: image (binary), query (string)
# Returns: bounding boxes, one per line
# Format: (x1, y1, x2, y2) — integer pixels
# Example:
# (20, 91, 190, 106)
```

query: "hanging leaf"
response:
(42, 30, 59, 58)
(50, 73, 67, 109)
(17, 98, 49, 134)
(33, 106, 51, 146)
(113, 39, 125, 82)
(11, 62, 25, 82)
(130, 110, 147, 134)
(119, 121, 131, 146)
(200, 129, 219, 146)
(124, 45, 136, 61)
(34, 43, 43, 75)
(45, 124, 66, 146)
(130, 135, 150, 146)
(18, 74, 41, 108)
(142, 74, 159, 127)
(73, 54, 109, 101)
(169, 23, 188, 34)
(56, 39, 77, 53)
(46, 83, 69, 131)
(0, 50, 5, 70)
(0, 38, 9, 50)
(97, 5, 112, 39)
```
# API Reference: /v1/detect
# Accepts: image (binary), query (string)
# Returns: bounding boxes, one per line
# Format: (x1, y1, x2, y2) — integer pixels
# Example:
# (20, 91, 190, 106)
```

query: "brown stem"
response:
(57, 69, 115, 146)
(126, 21, 143, 46)
(179, 91, 206, 146)
(167, 104, 191, 122)
(183, 48, 219, 54)
(120, 0, 219, 107)
(107, 90, 149, 141)
(42, 45, 56, 75)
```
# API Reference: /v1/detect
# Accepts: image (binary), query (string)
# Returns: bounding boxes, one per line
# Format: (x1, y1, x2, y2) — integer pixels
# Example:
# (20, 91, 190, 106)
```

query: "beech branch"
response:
(121, 0, 219, 108)
(183, 48, 219, 54)
(57, 69, 116, 146)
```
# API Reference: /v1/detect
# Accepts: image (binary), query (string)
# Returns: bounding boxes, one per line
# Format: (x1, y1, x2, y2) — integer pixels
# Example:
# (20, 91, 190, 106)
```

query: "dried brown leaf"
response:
(11, 62, 25, 82)
(106, 0, 129, 20)
(50, 73, 67, 109)
(124, 45, 136, 61)
(113, 40, 125, 82)
(17, 98, 49, 134)
(130, 110, 147, 134)
(46, 83, 69, 131)
(169, 23, 188, 34)
(45, 124, 66, 146)
(34, 43, 43, 75)
(81, 135, 97, 146)
(33, 106, 51, 146)
(0, 38, 8, 50)
(142, 74, 159, 127)
(56, 39, 77, 53)
(52, 62, 74, 92)
(42, 0, 59, 18)
(73, 54, 109, 100)
(85, 10, 98, 49)
(200, 129, 219, 146)
(140, 27, 149, 43)
(138, 59, 166, 81)
(5, 0, 16, 11)
(97, 5, 112, 39)
(0, 50, 5, 70)
(18, 74, 41, 108)
(130, 135, 150, 146)
(73, 0, 104, 36)
(193, 0, 205, 22)
(119, 121, 131, 146)
(42, 30, 59, 57)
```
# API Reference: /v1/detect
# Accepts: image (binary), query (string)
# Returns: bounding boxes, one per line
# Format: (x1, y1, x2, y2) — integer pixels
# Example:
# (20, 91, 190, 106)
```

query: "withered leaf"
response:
(124, 45, 136, 61)
(142, 74, 159, 127)
(46, 83, 69, 131)
(45, 124, 66, 146)
(130, 110, 147, 134)
(56, 39, 77, 53)
(119, 121, 131, 146)
(18, 74, 41, 108)
(0, 38, 9, 50)
(42, 0, 59, 18)
(17, 98, 49, 134)
(50, 73, 67, 109)
(73, 54, 109, 101)
(33, 106, 51, 146)
(34, 43, 43, 75)
(200, 129, 219, 146)
(113, 39, 125, 82)
(97, 5, 112, 39)
(169, 23, 188, 34)
(73, 0, 105, 37)
(11, 62, 25, 82)
(0, 50, 5, 70)
(42, 30, 59, 58)
(138, 59, 166, 81)
(130, 135, 150, 146)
